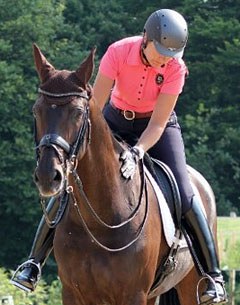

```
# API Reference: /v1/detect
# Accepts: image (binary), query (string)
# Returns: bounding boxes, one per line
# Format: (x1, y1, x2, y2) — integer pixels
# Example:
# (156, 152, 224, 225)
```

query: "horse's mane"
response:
(112, 131, 156, 178)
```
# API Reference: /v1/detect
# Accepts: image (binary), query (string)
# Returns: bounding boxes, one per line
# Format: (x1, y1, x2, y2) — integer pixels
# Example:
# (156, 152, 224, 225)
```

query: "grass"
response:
(217, 217, 240, 270)
(218, 217, 240, 232)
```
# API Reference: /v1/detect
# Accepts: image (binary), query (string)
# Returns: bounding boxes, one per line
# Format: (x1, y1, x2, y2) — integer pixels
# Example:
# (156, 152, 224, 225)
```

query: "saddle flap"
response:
(144, 158, 182, 228)
(144, 166, 175, 247)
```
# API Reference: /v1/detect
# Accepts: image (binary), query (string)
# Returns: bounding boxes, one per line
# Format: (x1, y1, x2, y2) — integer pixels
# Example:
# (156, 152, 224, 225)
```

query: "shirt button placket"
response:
(138, 67, 148, 102)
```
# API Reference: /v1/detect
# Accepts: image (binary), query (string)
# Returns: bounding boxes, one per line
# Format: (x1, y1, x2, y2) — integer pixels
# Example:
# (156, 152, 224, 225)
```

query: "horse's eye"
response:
(73, 108, 83, 121)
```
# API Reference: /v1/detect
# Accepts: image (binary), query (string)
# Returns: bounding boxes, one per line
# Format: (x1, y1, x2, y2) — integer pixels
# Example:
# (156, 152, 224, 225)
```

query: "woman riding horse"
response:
(11, 8, 227, 305)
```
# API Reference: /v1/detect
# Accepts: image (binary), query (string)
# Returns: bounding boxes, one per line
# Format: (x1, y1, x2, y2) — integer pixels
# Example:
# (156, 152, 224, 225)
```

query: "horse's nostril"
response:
(54, 170, 62, 182)
(34, 170, 39, 183)
(34, 167, 62, 185)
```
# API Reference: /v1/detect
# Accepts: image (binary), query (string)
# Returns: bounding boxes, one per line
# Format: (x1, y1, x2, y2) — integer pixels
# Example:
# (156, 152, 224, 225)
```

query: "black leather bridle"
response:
(35, 88, 91, 166)
(34, 88, 91, 227)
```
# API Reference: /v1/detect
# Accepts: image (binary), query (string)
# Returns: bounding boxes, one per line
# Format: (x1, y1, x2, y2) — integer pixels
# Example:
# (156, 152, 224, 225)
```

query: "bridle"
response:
(35, 88, 92, 228)
(35, 88, 91, 165)
(35, 88, 149, 252)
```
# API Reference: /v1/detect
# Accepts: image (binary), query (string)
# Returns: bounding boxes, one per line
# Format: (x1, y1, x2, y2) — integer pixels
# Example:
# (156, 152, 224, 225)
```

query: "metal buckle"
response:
(123, 110, 135, 120)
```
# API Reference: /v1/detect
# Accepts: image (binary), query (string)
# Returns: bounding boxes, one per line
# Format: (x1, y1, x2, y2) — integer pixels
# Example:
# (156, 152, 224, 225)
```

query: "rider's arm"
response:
(93, 72, 114, 110)
(135, 93, 179, 153)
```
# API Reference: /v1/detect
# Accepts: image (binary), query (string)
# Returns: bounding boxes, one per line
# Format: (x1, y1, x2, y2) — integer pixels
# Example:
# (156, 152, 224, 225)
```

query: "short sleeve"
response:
(161, 59, 188, 95)
(99, 44, 121, 80)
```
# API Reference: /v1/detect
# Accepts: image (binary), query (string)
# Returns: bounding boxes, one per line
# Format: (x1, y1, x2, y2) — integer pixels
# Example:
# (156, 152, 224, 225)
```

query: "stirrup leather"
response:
(196, 274, 228, 305)
(10, 259, 41, 292)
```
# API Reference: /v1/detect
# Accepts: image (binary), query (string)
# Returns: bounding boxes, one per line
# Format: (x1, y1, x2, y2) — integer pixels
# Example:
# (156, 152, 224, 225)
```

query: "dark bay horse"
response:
(32, 44, 218, 305)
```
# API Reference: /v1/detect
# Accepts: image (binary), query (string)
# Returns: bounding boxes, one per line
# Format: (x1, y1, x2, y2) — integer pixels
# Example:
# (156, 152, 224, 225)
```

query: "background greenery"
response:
(0, 0, 239, 300)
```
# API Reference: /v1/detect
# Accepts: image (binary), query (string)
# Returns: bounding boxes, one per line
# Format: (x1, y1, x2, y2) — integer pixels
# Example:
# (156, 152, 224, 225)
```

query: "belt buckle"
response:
(123, 110, 135, 120)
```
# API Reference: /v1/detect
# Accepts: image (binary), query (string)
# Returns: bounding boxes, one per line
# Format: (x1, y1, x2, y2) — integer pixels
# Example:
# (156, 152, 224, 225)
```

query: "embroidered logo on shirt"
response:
(155, 73, 164, 85)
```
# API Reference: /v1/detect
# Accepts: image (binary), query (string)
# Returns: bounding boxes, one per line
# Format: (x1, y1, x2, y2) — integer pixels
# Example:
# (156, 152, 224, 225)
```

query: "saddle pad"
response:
(144, 165, 208, 248)
(144, 166, 176, 247)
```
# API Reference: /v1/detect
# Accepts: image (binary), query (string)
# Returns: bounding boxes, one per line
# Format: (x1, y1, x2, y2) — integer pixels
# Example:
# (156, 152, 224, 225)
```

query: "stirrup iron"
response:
(196, 274, 227, 305)
(10, 259, 41, 292)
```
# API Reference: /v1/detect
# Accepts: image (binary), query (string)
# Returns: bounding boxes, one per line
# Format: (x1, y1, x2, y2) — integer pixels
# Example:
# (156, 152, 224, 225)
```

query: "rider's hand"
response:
(120, 146, 144, 179)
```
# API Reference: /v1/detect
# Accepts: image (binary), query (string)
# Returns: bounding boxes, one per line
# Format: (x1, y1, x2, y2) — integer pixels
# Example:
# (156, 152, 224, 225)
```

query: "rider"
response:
(11, 8, 227, 305)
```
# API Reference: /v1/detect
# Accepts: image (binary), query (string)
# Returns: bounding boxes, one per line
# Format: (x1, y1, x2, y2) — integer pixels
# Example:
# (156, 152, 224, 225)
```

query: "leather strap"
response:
(110, 102, 153, 120)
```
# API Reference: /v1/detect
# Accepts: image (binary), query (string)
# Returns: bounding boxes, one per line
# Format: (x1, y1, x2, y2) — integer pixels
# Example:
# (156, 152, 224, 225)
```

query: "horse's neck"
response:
(68, 106, 130, 224)
(68, 103, 146, 231)
(77, 104, 123, 191)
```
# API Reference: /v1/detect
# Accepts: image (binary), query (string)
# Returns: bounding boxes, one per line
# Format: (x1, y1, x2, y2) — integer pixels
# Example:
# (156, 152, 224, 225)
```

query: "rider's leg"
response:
(182, 196, 227, 304)
(148, 117, 227, 305)
(11, 197, 57, 292)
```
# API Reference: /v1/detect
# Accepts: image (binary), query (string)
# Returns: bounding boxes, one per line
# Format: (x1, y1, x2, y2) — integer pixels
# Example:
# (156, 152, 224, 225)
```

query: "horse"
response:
(32, 43, 218, 305)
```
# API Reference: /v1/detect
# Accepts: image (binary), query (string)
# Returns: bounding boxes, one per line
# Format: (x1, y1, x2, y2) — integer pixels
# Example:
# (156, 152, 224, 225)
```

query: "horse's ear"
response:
(33, 43, 55, 83)
(75, 47, 96, 86)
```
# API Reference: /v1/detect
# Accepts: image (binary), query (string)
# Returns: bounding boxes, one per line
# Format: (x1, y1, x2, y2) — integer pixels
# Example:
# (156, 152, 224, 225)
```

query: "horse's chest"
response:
(54, 226, 149, 288)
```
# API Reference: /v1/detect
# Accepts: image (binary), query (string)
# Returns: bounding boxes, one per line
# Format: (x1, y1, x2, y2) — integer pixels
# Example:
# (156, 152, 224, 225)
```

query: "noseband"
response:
(35, 88, 91, 167)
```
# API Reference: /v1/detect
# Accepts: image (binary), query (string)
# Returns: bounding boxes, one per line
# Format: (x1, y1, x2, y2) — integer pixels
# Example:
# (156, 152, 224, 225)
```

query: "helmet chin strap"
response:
(140, 37, 151, 66)
(140, 47, 151, 66)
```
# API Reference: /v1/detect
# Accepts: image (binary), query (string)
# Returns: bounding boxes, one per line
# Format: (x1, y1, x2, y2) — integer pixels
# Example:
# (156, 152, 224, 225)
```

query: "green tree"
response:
(176, 0, 240, 214)
(0, 0, 68, 268)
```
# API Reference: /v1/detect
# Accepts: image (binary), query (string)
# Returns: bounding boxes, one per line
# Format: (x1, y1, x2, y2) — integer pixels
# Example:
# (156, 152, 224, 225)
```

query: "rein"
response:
(36, 88, 149, 252)
(68, 161, 149, 252)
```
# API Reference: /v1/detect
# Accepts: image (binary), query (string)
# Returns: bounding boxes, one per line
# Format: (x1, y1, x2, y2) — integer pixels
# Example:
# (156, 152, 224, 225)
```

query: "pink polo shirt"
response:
(99, 36, 188, 112)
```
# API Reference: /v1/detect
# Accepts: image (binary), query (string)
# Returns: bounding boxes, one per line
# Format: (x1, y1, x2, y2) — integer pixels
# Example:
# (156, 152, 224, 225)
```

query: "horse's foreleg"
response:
(176, 268, 203, 305)
(61, 286, 84, 305)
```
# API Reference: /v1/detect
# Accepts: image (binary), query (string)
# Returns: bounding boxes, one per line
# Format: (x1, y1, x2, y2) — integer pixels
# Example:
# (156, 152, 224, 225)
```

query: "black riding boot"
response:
(10, 197, 58, 292)
(182, 196, 227, 305)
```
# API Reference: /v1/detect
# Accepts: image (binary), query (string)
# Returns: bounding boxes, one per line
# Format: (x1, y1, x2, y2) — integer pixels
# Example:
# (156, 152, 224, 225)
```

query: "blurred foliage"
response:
(0, 267, 62, 305)
(0, 0, 239, 291)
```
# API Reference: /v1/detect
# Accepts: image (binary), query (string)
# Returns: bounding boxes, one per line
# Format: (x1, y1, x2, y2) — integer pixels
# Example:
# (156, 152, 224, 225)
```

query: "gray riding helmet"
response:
(144, 9, 188, 58)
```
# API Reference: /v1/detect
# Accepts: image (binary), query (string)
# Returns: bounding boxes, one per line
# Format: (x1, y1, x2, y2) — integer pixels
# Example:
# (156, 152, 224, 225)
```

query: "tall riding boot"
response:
(182, 196, 227, 305)
(10, 196, 58, 292)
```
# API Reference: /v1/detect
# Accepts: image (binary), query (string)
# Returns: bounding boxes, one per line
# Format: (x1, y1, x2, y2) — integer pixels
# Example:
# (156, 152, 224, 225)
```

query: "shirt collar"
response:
(126, 36, 173, 72)
(126, 37, 144, 66)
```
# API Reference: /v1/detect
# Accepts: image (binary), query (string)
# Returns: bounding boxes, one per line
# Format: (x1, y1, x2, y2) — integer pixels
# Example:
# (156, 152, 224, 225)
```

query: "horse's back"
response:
(188, 165, 217, 231)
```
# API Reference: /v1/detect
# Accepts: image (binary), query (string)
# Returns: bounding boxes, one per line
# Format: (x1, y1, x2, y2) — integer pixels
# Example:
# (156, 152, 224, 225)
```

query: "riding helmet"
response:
(144, 9, 188, 58)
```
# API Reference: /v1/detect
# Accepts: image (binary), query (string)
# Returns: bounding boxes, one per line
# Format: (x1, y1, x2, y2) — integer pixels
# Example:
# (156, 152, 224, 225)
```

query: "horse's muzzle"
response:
(34, 148, 66, 197)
